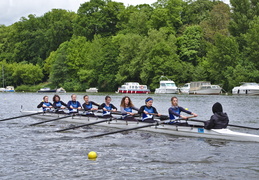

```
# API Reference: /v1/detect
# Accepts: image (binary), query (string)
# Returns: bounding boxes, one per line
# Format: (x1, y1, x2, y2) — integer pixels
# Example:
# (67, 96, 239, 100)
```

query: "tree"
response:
(177, 25, 206, 65)
(206, 34, 240, 90)
(200, 1, 231, 42)
(229, 0, 258, 37)
(181, 0, 215, 25)
(74, 0, 125, 40)
(243, 16, 259, 69)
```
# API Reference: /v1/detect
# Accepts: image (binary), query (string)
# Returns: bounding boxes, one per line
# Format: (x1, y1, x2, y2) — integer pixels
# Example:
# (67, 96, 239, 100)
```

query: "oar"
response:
(55, 118, 113, 132)
(0, 112, 44, 122)
(29, 114, 72, 126)
(188, 119, 259, 130)
(84, 116, 180, 139)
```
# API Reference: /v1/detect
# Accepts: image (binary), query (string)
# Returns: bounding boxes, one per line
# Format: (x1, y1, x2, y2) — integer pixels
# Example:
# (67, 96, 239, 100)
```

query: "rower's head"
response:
(121, 96, 133, 107)
(145, 97, 153, 107)
(43, 96, 48, 102)
(71, 94, 77, 101)
(171, 96, 178, 106)
(105, 95, 111, 104)
(53, 94, 60, 102)
(84, 95, 89, 102)
(212, 102, 223, 113)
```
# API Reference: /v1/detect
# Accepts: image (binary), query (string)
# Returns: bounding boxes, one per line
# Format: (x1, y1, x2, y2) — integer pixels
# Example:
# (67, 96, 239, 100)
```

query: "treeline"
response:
(0, 0, 259, 92)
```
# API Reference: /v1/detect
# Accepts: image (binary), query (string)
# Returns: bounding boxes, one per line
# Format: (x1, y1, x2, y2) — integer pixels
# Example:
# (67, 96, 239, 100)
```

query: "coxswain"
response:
(53, 94, 67, 112)
(120, 96, 139, 121)
(204, 102, 229, 129)
(82, 95, 100, 116)
(99, 96, 117, 117)
(67, 94, 82, 113)
(138, 97, 161, 123)
(37, 96, 53, 112)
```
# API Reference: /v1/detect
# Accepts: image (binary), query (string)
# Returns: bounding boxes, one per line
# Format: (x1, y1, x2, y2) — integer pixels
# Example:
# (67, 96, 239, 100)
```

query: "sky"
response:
(0, 0, 230, 26)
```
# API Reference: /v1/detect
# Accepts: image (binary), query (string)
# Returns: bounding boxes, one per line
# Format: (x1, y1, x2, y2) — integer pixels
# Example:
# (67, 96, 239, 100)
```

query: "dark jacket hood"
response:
(212, 102, 223, 114)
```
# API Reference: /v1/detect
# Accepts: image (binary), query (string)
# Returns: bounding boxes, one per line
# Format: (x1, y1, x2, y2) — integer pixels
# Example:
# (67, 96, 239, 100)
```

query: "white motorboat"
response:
(155, 76, 178, 94)
(232, 82, 259, 95)
(179, 83, 190, 94)
(86, 87, 98, 93)
(117, 82, 151, 94)
(179, 82, 222, 95)
(56, 87, 66, 93)
(0, 86, 15, 92)
(21, 111, 259, 143)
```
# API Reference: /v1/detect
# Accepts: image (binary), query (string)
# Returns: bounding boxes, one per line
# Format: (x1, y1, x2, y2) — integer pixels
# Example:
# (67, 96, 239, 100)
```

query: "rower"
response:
(53, 94, 67, 113)
(120, 96, 139, 121)
(168, 96, 198, 125)
(37, 96, 53, 112)
(67, 94, 82, 113)
(99, 96, 117, 117)
(204, 102, 229, 129)
(138, 97, 161, 123)
(82, 95, 100, 116)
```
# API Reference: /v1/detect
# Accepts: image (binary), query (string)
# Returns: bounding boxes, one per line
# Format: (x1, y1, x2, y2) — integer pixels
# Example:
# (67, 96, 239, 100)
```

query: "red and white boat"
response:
(116, 82, 151, 94)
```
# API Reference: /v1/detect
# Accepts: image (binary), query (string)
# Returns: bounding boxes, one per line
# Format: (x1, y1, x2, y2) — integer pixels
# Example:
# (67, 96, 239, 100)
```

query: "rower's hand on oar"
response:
(91, 108, 98, 111)
(191, 113, 198, 117)
(128, 112, 135, 116)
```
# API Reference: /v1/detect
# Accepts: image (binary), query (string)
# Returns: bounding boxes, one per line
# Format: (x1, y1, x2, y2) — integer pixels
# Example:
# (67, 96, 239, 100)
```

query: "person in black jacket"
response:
(204, 102, 229, 130)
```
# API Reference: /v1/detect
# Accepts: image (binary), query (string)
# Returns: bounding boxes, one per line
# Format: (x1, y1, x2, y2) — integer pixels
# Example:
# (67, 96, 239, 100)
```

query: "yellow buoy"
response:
(185, 108, 188, 110)
(88, 151, 97, 160)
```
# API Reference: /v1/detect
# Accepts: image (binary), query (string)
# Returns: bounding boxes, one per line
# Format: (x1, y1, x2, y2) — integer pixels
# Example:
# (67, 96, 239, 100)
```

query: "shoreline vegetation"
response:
(1, 0, 259, 93)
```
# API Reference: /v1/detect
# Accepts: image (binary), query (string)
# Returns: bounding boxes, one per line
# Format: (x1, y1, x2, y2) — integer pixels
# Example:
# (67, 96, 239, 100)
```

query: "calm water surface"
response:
(0, 93, 259, 180)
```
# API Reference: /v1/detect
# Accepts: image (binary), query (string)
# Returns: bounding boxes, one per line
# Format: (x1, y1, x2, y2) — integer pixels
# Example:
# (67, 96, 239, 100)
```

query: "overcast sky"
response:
(0, 0, 230, 26)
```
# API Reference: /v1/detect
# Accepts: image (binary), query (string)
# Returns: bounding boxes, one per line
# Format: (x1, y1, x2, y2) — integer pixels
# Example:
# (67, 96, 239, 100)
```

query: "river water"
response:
(0, 92, 258, 180)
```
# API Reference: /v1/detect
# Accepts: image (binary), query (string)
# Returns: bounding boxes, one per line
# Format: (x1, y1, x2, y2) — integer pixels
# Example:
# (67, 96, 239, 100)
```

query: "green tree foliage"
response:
(117, 4, 154, 35)
(200, 1, 230, 42)
(181, 0, 215, 25)
(229, 0, 259, 37)
(177, 25, 206, 65)
(243, 16, 259, 69)
(74, 0, 125, 40)
(0, 61, 43, 86)
(206, 34, 240, 90)
(153, 0, 183, 32)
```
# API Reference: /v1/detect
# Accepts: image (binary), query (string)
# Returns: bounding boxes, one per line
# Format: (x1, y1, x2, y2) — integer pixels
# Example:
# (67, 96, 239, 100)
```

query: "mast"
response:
(2, 64, 4, 88)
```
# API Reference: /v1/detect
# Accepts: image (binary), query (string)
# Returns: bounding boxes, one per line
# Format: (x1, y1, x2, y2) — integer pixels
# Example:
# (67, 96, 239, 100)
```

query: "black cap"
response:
(212, 102, 223, 113)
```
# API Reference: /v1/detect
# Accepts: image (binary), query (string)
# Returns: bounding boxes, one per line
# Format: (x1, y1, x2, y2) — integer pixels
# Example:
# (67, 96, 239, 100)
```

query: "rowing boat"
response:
(21, 111, 259, 143)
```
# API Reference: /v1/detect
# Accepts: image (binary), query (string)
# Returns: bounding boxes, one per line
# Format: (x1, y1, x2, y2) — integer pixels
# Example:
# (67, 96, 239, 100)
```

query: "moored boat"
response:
(22, 111, 259, 143)
(0, 86, 15, 92)
(232, 82, 259, 95)
(179, 83, 190, 94)
(155, 76, 178, 94)
(179, 81, 222, 95)
(117, 82, 150, 94)
(37, 87, 56, 93)
(86, 87, 98, 93)
(56, 87, 66, 93)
